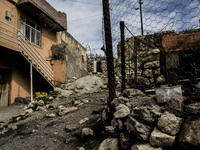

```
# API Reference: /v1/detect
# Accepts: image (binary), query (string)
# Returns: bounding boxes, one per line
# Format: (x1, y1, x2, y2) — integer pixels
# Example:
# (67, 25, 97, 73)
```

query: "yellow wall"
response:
(0, 0, 58, 104)
(10, 67, 30, 103)
(0, 0, 56, 63)
(0, 0, 19, 51)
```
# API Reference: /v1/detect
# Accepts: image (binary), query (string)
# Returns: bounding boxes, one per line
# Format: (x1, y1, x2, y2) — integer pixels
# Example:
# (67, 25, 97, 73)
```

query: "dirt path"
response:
(0, 91, 108, 150)
(0, 104, 25, 122)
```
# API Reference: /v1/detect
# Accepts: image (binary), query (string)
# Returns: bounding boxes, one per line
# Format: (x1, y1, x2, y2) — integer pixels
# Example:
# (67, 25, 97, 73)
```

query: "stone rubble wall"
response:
(116, 29, 200, 88)
(99, 89, 200, 150)
(51, 42, 87, 82)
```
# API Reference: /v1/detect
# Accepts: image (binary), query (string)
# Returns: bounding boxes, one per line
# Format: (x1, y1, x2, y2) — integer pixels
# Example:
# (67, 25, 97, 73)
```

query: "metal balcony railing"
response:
(0, 20, 54, 87)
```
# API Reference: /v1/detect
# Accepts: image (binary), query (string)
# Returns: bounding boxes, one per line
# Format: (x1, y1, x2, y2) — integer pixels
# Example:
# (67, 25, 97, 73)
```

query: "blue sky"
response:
(46, 0, 103, 55)
(46, 0, 200, 57)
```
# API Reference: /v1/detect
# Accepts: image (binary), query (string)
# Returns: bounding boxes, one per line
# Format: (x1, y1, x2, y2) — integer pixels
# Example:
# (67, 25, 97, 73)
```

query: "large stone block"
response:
(143, 61, 160, 69)
(157, 111, 183, 136)
(137, 77, 150, 86)
(179, 117, 200, 147)
(165, 96, 185, 117)
(133, 106, 161, 125)
(98, 138, 119, 150)
(185, 102, 200, 115)
(120, 132, 132, 149)
(150, 127, 176, 147)
(114, 104, 130, 119)
(131, 143, 163, 150)
(155, 75, 165, 84)
(123, 89, 145, 97)
(141, 69, 154, 78)
(125, 116, 151, 141)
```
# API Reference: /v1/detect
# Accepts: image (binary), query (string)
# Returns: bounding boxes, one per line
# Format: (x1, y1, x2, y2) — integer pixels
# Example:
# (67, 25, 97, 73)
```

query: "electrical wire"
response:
(69, 0, 101, 6)
(68, 13, 102, 22)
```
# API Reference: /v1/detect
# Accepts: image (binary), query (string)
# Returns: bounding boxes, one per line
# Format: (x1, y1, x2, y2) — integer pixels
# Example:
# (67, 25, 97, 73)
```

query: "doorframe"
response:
(0, 67, 12, 106)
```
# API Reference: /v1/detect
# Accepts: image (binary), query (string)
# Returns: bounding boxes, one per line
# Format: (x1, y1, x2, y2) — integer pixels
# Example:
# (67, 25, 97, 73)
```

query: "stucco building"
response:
(0, 0, 68, 106)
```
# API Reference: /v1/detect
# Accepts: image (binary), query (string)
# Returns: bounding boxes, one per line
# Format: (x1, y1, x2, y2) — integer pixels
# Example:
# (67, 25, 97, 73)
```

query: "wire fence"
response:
(102, 0, 200, 115)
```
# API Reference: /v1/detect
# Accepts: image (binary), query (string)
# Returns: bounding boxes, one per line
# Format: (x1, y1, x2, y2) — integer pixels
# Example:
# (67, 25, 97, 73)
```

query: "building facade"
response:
(0, 0, 67, 106)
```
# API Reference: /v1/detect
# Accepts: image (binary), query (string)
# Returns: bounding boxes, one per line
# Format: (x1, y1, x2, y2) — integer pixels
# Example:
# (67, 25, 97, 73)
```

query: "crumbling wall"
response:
(99, 88, 200, 150)
(117, 29, 200, 88)
(56, 31, 87, 63)
(51, 42, 87, 82)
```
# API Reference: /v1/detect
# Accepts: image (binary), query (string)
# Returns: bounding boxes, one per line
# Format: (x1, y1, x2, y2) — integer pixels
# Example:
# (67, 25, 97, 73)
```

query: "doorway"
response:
(0, 69, 10, 107)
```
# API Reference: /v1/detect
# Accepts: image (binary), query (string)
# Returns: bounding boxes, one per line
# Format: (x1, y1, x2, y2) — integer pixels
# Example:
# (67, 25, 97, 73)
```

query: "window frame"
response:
(20, 16, 41, 47)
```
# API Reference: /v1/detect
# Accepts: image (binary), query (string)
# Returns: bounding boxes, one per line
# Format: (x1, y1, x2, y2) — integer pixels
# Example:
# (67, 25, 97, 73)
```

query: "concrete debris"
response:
(149, 127, 176, 147)
(123, 89, 145, 97)
(81, 99, 89, 103)
(114, 104, 130, 119)
(157, 111, 183, 136)
(25, 109, 33, 114)
(165, 96, 185, 117)
(76, 84, 85, 89)
(46, 113, 56, 118)
(81, 128, 95, 137)
(119, 132, 132, 149)
(185, 102, 200, 115)
(36, 100, 45, 106)
(98, 138, 119, 150)
(48, 96, 54, 100)
(58, 106, 78, 116)
(133, 106, 161, 124)
(131, 143, 163, 150)
(79, 117, 89, 124)
(179, 117, 200, 147)
(78, 147, 85, 150)
(125, 116, 151, 141)
(65, 125, 77, 132)
(105, 126, 115, 134)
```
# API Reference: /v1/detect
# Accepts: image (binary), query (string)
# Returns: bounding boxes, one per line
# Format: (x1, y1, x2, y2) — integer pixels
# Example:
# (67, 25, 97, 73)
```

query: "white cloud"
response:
(46, 0, 200, 57)
(46, 0, 103, 55)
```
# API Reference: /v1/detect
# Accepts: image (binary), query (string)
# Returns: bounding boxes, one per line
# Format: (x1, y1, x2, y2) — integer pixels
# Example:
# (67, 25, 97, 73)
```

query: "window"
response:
(20, 16, 41, 46)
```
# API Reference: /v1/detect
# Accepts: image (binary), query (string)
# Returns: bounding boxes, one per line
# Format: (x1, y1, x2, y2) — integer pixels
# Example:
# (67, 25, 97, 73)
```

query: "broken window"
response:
(20, 16, 41, 46)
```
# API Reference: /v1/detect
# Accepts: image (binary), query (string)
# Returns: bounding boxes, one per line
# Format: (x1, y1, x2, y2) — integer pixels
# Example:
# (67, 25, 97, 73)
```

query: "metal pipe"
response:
(0, 35, 18, 44)
(30, 63, 33, 101)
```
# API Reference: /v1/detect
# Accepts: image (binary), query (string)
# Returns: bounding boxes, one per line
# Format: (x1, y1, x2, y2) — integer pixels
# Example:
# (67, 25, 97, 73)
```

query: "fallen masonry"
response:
(98, 88, 200, 150)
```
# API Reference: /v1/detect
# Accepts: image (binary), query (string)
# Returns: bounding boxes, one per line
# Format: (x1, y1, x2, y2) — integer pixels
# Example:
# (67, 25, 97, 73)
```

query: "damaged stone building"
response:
(117, 29, 200, 95)
(0, 0, 87, 107)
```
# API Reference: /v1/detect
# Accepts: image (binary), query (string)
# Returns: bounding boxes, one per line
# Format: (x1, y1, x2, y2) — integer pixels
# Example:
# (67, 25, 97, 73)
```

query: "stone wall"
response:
(51, 42, 87, 83)
(117, 29, 200, 88)
(138, 48, 165, 87)
(99, 89, 200, 150)
(56, 31, 87, 63)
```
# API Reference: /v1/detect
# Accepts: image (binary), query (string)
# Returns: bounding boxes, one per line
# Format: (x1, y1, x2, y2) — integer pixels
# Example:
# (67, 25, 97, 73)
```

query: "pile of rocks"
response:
(61, 74, 107, 96)
(138, 49, 165, 87)
(99, 88, 200, 150)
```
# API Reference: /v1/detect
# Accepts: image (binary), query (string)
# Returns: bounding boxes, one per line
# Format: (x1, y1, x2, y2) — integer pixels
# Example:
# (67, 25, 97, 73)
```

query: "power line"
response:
(69, 0, 101, 6)
(68, 13, 102, 22)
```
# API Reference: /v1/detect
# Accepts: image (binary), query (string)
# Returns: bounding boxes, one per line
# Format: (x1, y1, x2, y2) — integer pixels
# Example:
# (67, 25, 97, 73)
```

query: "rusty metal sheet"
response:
(162, 32, 200, 52)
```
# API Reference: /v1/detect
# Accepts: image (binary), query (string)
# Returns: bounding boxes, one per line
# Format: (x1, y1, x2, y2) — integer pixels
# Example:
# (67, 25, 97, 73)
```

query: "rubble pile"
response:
(99, 88, 200, 150)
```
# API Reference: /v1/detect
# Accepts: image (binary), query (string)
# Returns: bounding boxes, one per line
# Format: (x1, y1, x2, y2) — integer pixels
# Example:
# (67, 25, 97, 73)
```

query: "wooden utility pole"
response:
(139, 0, 144, 35)
(120, 21, 126, 92)
(102, 0, 116, 105)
